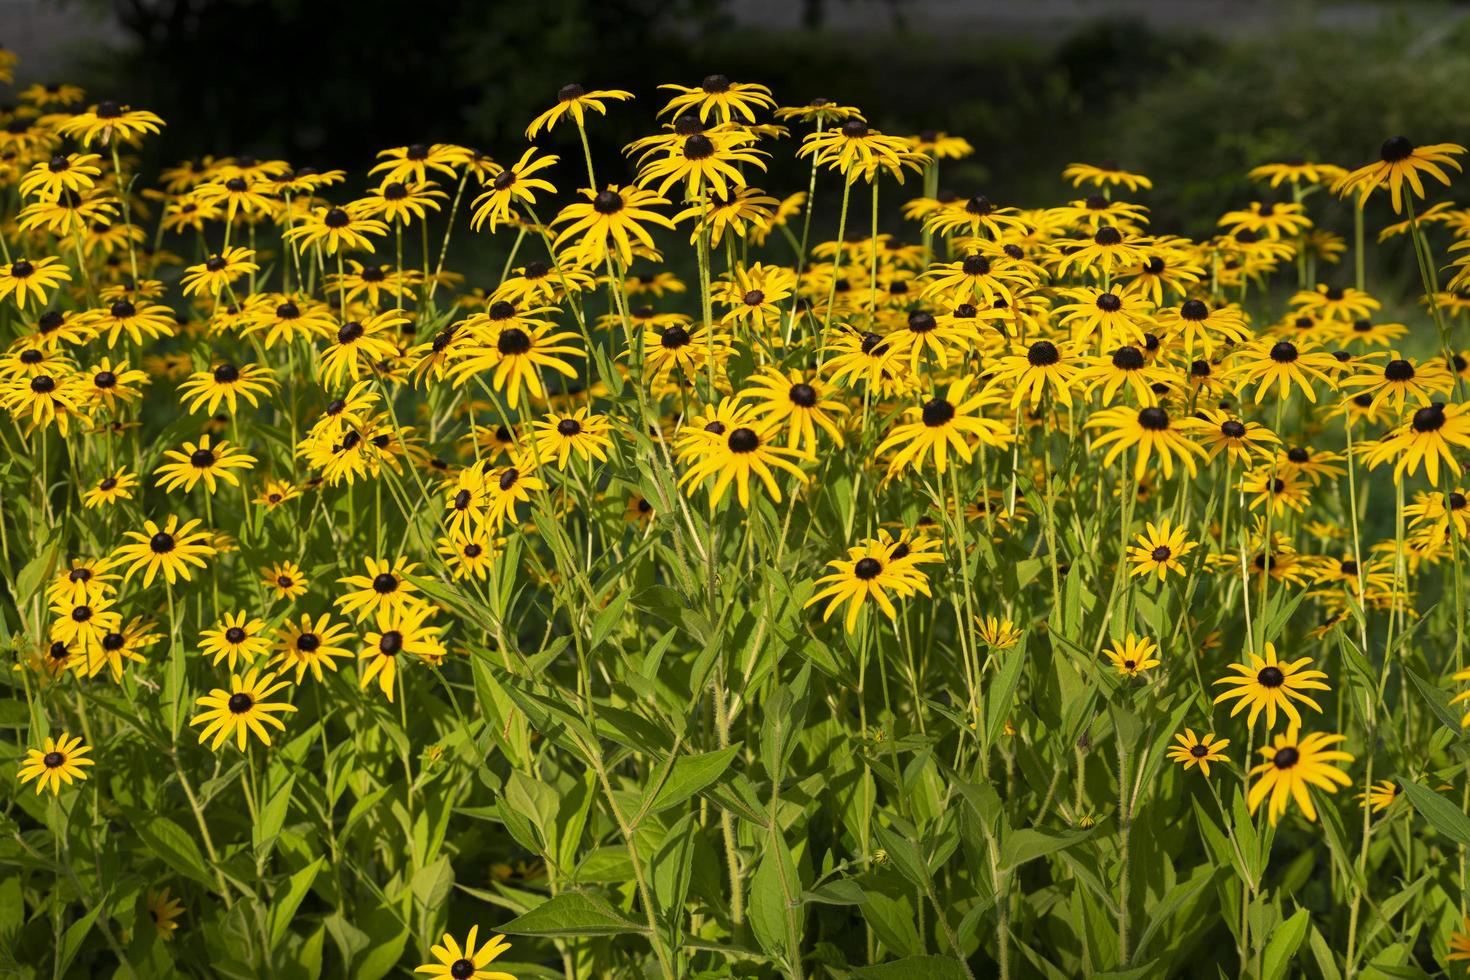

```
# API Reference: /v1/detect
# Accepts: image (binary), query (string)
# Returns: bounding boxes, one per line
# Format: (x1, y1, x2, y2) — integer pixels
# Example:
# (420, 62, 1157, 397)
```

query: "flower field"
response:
(5, 51, 1470, 978)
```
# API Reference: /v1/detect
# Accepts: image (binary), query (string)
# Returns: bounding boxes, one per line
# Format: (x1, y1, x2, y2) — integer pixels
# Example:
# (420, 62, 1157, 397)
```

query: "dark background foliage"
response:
(20, 0, 1470, 235)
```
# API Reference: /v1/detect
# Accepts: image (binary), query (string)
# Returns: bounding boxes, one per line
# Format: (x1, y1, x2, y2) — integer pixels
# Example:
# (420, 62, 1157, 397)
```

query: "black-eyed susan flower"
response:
(1062, 161, 1152, 192)
(20, 152, 102, 201)
(989, 339, 1085, 408)
(1, 368, 88, 435)
(800, 119, 920, 185)
(180, 247, 258, 298)
(1339, 351, 1454, 412)
(1290, 283, 1380, 324)
(552, 185, 676, 267)
(526, 84, 634, 140)
(262, 560, 308, 602)
(1054, 225, 1146, 278)
(354, 179, 447, 227)
(57, 100, 164, 147)
(1155, 299, 1251, 358)
(319, 310, 409, 387)
(113, 516, 216, 587)
(1248, 158, 1347, 189)
(449, 313, 583, 410)
(1086, 404, 1208, 479)
(1232, 339, 1342, 403)
(369, 143, 470, 184)
(1247, 729, 1353, 825)
(336, 557, 425, 623)
(1356, 779, 1399, 813)
(87, 298, 178, 348)
(1167, 729, 1230, 776)
(471, 148, 558, 231)
(483, 455, 548, 528)
(190, 668, 298, 751)
(640, 320, 731, 386)
(82, 617, 161, 681)
(678, 416, 808, 508)
(875, 378, 1012, 476)
(82, 468, 137, 508)
(637, 129, 766, 200)
(177, 361, 277, 416)
(806, 536, 934, 633)
(414, 927, 516, 980)
(272, 614, 353, 683)
(146, 888, 184, 940)
(1361, 401, 1470, 485)
(659, 75, 774, 123)
(741, 367, 848, 453)
(154, 434, 256, 494)
(285, 205, 389, 255)
(1104, 634, 1160, 677)
(0, 256, 71, 309)
(83, 356, 148, 410)
(1335, 136, 1465, 214)
(17, 732, 94, 795)
(436, 530, 500, 580)
(200, 611, 272, 670)
(48, 591, 121, 652)
(1076, 345, 1176, 406)
(531, 407, 613, 468)
(976, 616, 1024, 649)
(1213, 643, 1329, 730)
(1191, 407, 1279, 465)
(1405, 487, 1470, 539)
(1127, 520, 1197, 580)
(359, 603, 446, 702)
(1241, 465, 1312, 517)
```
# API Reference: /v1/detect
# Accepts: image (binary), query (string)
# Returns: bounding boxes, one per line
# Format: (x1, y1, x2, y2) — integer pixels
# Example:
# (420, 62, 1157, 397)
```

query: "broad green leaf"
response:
(498, 891, 648, 937)
(1261, 907, 1311, 980)
(1402, 780, 1470, 848)
(268, 857, 324, 951)
(136, 813, 215, 889)
(643, 744, 740, 814)
(1000, 826, 1093, 872)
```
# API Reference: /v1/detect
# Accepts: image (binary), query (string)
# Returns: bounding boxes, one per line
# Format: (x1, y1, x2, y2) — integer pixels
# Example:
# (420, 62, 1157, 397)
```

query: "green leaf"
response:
(589, 590, 630, 649)
(1404, 665, 1465, 736)
(268, 857, 324, 951)
(874, 824, 929, 888)
(644, 744, 740, 814)
(1132, 864, 1215, 961)
(853, 955, 970, 980)
(1401, 780, 1470, 848)
(351, 922, 407, 980)
(1308, 925, 1344, 980)
(748, 841, 802, 960)
(56, 903, 101, 976)
(498, 891, 648, 937)
(253, 774, 296, 861)
(14, 532, 60, 605)
(136, 813, 215, 889)
(984, 631, 1029, 746)
(802, 878, 867, 906)
(1261, 907, 1311, 980)
(999, 826, 1093, 872)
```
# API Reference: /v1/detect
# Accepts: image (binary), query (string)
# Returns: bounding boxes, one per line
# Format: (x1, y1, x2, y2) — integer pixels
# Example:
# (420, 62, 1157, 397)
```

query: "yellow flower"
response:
(1247, 729, 1353, 825)
(1166, 729, 1231, 777)
(189, 669, 298, 751)
(18, 731, 94, 795)
(1103, 634, 1160, 677)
